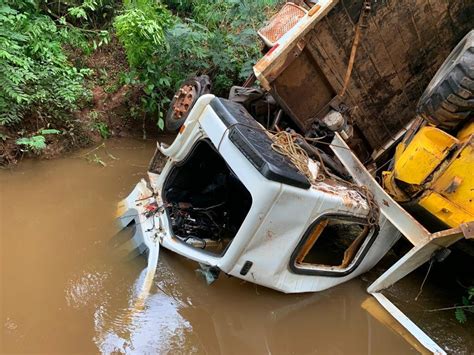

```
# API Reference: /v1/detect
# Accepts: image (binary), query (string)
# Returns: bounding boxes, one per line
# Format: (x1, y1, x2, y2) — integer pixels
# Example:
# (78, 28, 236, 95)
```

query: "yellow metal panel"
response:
(419, 191, 473, 228)
(394, 141, 407, 162)
(394, 126, 458, 185)
(430, 137, 474, 218)
(457, 119, 474, 142)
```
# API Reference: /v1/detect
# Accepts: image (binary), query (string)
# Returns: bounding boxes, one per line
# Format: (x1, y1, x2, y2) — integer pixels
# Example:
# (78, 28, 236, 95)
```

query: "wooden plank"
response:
(362, 296, 435, 354)
(368, 293, 447, 354)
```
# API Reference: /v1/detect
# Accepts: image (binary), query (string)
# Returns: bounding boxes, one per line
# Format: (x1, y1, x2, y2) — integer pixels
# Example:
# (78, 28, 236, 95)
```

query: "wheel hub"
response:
(172, 84, 196, 120)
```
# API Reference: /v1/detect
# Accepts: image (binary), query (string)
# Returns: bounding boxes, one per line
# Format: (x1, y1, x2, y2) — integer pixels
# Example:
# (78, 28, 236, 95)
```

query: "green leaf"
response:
(16, 135, 46, 150)
(157, 117, 164, 131)
(144, 83, 155, 95)
(462, 296, 470, 306)
(68, 7, 87, 20)
(40, 129, 61, 135)
(455, 308, 467, 324)
(468, 287, 474, 298)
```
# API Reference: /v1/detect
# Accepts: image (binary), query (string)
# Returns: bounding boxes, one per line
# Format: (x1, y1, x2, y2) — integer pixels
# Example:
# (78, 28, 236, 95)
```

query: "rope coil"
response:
(271, 131, 316, 183)
(270, 130, 380, 227)
(216, 121, 380, 227)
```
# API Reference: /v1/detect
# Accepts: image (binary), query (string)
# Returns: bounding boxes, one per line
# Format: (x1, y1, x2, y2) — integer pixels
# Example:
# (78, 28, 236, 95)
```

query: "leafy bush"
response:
(93, 122, 110, 139)
(114, 1, 174, 67)
(455, 286, 474, 324)
(41, 0, 117, 30)
(16, 129, 61, 152)
(1, 0, 282, 163)
(0, 0, 91, 127)
(114, 0, 282, 129)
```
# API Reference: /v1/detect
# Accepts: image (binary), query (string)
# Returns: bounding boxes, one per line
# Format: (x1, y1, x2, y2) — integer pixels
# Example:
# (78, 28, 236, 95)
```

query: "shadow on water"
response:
(1, 138, 418, 354)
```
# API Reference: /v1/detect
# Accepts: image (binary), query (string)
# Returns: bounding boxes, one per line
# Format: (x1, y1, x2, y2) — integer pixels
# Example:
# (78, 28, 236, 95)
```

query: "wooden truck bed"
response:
(255, 0, 473, 158)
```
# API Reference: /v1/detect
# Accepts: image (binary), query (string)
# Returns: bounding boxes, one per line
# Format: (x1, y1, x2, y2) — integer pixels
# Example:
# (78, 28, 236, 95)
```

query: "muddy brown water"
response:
(1, 138, 419, 354)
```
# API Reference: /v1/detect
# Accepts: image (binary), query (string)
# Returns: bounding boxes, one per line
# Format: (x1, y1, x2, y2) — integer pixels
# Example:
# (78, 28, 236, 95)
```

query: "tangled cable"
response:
(270, 130, 380, 227)
(216, 122, 380, 228)
(357, 185, 380, 227)
(271, 131, 316, 183)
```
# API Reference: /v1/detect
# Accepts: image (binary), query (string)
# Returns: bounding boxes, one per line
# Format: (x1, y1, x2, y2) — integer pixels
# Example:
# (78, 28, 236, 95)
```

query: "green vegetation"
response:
(93, 121, 111, 139)
(0, 0, 280, 164)
(455, 286, 474, 324)
(114, 0, 281, 129)
(0, 1, 91, 127)
(16, 129, 61, 152)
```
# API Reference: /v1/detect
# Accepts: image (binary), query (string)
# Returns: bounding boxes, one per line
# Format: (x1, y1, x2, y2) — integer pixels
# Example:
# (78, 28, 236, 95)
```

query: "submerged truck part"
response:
(117, 94, 401, 293)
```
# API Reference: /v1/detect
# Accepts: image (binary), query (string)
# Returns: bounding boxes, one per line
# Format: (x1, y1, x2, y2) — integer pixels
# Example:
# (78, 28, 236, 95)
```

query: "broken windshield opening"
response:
(292, 216, 375, 274)
(163, 139, 252, 255)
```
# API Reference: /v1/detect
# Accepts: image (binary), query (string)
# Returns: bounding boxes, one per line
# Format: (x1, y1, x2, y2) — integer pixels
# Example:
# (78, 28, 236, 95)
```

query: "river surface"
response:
(1, 138, 419, 354)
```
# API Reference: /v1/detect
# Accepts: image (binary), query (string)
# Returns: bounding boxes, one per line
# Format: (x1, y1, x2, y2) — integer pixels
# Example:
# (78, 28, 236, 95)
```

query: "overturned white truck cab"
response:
(117, 94, 401, 293)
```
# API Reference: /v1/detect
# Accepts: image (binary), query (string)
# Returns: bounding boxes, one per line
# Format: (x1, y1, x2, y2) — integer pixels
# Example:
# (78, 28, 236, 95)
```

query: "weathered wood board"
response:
(273, 0, 473, 152)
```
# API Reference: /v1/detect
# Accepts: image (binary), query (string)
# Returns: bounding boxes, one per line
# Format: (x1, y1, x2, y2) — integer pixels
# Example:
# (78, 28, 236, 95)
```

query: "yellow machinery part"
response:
(393, 126, 458, 186)
(383, 120, 473, 228)
(457, 118, 474, 142)
(419, 191, 473, 227)
(421, 136, 474, 227)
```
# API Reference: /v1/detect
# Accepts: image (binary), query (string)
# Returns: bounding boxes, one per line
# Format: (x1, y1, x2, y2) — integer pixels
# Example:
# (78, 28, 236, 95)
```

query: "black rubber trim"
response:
(289, 214, 379, 277)
(210, 98, 311, 189)
(240, 261, 253, 276)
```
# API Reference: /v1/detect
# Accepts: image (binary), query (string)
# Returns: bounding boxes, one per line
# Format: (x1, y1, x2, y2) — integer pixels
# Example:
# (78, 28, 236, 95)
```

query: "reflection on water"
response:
(65, 268, 110, 309)
(1, 138, 417, 354)
(94, 267, 196, 354)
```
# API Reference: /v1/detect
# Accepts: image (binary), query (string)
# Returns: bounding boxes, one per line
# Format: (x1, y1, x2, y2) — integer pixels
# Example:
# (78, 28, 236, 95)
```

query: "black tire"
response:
(165, 75, 212, 133)
(417, 30, 474, 130)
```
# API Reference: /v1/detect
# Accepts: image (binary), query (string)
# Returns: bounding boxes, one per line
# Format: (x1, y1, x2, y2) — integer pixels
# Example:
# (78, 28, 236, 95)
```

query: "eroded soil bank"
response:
(0, 138, 471, 353)
(0, 39, 156, 166)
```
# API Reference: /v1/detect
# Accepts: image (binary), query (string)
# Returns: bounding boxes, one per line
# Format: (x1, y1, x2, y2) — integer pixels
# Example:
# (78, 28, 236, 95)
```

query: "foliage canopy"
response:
(114, 0, 281, 128)
(0, 1, 92, 127)
(0, 0, 280, 158)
